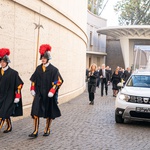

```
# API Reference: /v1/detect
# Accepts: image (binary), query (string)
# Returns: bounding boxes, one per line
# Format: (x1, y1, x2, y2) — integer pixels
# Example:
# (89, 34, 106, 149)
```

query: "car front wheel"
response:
(115, 113, 124, 123)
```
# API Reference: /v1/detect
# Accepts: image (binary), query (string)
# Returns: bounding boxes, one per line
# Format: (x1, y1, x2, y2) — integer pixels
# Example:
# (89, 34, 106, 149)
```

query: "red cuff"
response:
(30, 86, 35, 91)
(15, 93, 21, 99)
(49, 88, 56, 94)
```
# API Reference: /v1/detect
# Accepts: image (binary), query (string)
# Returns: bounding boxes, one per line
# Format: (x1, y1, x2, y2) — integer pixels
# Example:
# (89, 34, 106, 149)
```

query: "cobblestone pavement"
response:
(0, 86, 150, 150)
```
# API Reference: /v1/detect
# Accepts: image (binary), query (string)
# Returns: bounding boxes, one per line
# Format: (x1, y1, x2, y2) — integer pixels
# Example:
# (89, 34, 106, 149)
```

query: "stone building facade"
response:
(86, 10, 107, 68)
(0, 0, 88, 105)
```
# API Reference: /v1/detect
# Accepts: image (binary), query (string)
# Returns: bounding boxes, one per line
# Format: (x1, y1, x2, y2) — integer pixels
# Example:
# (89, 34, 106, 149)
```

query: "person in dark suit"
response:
(106, 66, 112, 79)
(118, 67, 124, 79)
(87, 63, 97, 105)
(123, 67, 132, 83)
(99, 64, 110, 97)
(86, 68, 89, 82)
(96, 66, 101, 88)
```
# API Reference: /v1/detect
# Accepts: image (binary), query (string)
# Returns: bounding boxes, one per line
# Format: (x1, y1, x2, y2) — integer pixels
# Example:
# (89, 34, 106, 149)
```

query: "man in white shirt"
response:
(99, 64, 110, 97)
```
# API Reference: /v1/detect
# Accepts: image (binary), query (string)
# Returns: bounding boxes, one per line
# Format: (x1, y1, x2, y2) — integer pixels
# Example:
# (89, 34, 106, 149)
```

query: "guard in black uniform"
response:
(29, 44, 63, 138)
(0, 48, 23, 133)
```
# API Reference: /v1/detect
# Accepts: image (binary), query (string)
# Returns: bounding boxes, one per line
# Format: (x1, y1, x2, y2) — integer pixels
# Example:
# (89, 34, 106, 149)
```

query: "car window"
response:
(126, 75, 150, 88)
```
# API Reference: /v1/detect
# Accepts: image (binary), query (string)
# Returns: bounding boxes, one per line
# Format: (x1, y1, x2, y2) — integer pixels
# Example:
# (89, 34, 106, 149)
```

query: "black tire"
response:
(115, 114, 124, 123)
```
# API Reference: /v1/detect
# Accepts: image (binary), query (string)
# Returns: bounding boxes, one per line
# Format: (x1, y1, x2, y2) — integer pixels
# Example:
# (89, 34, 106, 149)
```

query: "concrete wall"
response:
(86, 10, 107, 68)
(0, 0, 88, 105)
(48, 0, 87, 32)
(106, 36, 125, 72)
(86, 54, 105, 68)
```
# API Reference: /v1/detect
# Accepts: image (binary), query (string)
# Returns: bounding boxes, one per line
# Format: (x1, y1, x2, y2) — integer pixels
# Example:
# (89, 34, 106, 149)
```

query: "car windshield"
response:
(126, 75, 150, 88)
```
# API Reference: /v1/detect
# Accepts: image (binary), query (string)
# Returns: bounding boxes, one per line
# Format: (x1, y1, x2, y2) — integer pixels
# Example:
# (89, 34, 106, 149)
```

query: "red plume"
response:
(0, 48, 10, 58)
(39, 44, 52, 55)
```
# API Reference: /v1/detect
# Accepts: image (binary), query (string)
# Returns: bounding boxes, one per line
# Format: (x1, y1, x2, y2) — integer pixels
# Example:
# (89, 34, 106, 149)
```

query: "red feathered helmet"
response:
(39, 44, 52, 60)
(0, 48, 11, 63)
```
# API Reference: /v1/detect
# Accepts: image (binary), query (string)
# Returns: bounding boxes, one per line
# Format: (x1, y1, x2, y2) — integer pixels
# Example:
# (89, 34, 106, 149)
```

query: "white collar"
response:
(2, 65, 9, 71)
(43, 62, 50, 67)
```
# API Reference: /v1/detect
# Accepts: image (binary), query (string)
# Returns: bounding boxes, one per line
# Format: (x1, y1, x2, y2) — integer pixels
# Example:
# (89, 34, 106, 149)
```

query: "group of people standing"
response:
(86, 63, 111, 105)
(86, 64, 132, 105)
(0, 44, 63, 138)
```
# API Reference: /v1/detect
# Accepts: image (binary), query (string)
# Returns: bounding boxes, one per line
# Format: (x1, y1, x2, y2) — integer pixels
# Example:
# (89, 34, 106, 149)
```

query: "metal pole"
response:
(35, 27, 40, 68)
(139, 49, 141, 69)
(34, 7, 43, 69)
(133, 47, 138, 71)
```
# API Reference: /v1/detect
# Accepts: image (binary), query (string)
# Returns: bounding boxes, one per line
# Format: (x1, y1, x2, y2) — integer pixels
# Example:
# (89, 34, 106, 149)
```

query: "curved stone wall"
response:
(0, 0, 87, 105)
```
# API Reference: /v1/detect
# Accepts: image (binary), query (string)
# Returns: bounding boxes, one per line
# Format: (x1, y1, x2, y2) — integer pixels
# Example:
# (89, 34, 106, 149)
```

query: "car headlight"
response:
(119, 94, 130, 102)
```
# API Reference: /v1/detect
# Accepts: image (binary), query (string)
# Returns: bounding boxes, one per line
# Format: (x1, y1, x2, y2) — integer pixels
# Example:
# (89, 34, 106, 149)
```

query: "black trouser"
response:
(89, 92, 94, 102)
(97, 77, 100, 87)
(101, 78, 108, 96)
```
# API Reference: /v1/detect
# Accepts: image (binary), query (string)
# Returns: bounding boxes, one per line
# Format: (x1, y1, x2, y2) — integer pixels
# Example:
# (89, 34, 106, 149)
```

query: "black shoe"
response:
(43, 130, 50, 136)
(28, 132, 38, 138)
(101, 95, 103, 97)
(3, 127, 12, 133)
(91, 101, 94, 105)
(89, 101, 92, 105)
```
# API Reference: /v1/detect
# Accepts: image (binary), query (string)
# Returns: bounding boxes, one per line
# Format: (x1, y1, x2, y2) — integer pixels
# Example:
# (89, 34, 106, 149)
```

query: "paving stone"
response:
(0, 85, 150, 150)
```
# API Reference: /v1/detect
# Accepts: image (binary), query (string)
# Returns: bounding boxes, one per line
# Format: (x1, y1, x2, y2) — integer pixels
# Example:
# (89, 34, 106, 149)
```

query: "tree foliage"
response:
(114, 0, 150, 25)
(88, 0, 104, 15)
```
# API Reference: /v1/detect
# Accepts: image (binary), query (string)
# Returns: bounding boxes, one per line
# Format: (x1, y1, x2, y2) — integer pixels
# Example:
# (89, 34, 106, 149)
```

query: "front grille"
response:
(128, 96, 150, 104)
(130, 111, 150, 119)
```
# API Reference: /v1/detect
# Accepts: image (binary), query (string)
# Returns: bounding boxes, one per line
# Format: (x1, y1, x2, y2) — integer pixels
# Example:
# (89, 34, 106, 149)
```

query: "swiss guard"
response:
(0, 48, 23, 133)
(29, 44, 63, 138)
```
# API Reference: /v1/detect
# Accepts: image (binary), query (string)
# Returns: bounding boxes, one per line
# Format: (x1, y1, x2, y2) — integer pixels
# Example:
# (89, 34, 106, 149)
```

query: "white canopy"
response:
(97, 25, 150, 68)
(97, 25, 150, 38)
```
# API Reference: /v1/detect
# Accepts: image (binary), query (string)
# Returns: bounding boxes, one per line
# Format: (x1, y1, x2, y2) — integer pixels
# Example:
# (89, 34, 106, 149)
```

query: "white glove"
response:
(31, 90, 36, 96)
(48, 92, 54, 98)
(14, 98, 20, 103)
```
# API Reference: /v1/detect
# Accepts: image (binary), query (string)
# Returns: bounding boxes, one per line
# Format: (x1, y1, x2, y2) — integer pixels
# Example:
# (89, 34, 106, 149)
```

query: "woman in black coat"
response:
(87, 63, 97, 105)
(111, 68, 121, 97)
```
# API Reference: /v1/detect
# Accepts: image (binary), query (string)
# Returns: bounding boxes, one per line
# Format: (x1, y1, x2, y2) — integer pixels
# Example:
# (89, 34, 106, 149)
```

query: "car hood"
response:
(121, 86, 150, 97)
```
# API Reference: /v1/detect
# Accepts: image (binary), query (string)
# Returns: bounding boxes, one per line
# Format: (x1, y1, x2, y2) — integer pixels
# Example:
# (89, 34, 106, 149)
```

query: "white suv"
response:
(115, 70, 150, 123)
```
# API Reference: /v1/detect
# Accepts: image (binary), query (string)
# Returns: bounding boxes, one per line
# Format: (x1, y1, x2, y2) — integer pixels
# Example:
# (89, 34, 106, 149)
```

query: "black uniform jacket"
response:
(30, 64, 63, 119)
(0, 67, 23, 118)
(99, 69, 110, 82)
(123, 70, 132, 83)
